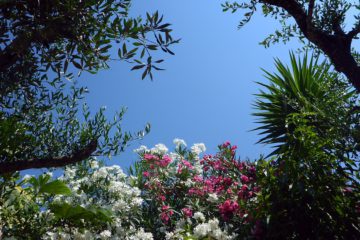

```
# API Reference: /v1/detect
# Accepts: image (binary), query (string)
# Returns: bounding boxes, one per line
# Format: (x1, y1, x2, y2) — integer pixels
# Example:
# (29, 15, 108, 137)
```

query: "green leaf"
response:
(131, 64, 146, 70)
(38, 180, 71, 195)
(72, 60, 82, 70)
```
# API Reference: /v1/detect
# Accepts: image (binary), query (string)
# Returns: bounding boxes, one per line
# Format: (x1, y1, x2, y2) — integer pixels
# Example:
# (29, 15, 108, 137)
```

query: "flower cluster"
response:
(133, 139, 259, 239)
(43, 161, 153, 240)
(165, 214, 236, 240)
(1, 139, 260, 240)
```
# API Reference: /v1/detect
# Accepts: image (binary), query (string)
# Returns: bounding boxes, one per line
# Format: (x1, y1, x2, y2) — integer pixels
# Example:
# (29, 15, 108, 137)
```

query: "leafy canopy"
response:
(0, 0, 176, 173)
(222, 0, 360, 91)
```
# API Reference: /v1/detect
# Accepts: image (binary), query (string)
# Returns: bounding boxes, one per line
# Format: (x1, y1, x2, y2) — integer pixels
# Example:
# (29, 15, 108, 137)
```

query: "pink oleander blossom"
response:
(144, 153, 159, 161)
(241, 175, 249, 183)
(182, 160, 194, 169)
(159, 155, 172, 167)
(160, 205, 174, 224)
(182, 207, 193, 217)
(219, 199, 239, 221)
(193, 175, 203, 182)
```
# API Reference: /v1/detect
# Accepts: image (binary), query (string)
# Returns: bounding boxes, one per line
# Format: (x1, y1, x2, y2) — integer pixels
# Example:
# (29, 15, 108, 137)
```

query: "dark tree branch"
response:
(0, 140, 97, 175)
(0, 33, 32, 73)
(260, 0, 360, 92)
(0, 19, 76, 74)
(307, 0, 315, 23)
(348, 23, 360, 39)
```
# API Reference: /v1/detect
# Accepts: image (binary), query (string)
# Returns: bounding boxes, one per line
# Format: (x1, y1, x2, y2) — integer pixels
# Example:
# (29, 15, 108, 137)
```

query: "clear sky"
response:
(80, 0, 304, 170)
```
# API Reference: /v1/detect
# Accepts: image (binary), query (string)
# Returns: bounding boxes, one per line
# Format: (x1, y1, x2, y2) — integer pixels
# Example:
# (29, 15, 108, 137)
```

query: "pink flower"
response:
(159, 155, 172, 167)
(177, 164, 183, 174)
(161, 205, 174, 224)
(143, 171, 150, 177)
(162, 205, 170, 211)
(182, 208, 193, 217)
(193, 175, 203, 182)
(182, 160, 194, 169)
(241, 184, 249, 191)
(223, 177, 233, 186)
(222, 141, 231, 148)
(241, 175, 249, 183)
(161, 212, 170, 223)
(143, 153, 158, 161)
(213, 161, 223, 170)
(219, 199, 239, 221)
(188, 187, 204, 196)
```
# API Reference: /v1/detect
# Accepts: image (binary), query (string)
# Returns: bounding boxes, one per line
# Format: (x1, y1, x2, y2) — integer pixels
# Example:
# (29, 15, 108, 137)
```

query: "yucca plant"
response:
(253, 54, 360, 239)
(253, 52, 354, 156)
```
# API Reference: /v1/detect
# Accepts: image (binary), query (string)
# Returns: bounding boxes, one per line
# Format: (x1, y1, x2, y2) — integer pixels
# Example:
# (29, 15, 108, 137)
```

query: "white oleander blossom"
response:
(127, 228, 153, 240)
(151, 143, 168, 154)
(193, 212, 205, 222)
(207, 193, 219, 202)
(193, 222, 211, 237)
(99, 230, 112, 239)
(173, 138, 187, 147)
(89, 158, 99, 169)
(44, 161, 152, 239)
(133, 145, 148, 154)
(165, 216, 235, 240)
(193, 218, 235, 240)
(191, 143, 206, 156)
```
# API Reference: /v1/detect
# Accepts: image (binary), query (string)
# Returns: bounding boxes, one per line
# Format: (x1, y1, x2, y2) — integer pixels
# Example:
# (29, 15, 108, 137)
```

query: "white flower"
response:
(211, 229, 226, 240)
(169, 152, 181, 161)
(165, 231, 175, 240)
(43, 232, 57, 240)
(191, 143, 206, 155)
(151, 143, 168, 154)
(131, 197, 143, 207)
(134, 145, 148, 153)
(175, 219, 186, 229)
(99, 230, 112, 239)
(184, 178, 194, 187)
(173, 138, 187, 147)
(93, 167, 108, 179)
(64, 168, 76, 179)
(207, 193, 219, 203)
(128, 228, 153, 240)
(193, 223, 211, 237)
(208, 218, 220, 231)
(193, 212, 205, 222)
(58, 232, 71, 240)
(22, 174, 33, 181)
(113, 199, 129, 212)
(44, 172, 53, 178)
(193, 162, 203, 174)
(89, 159, 99, 169)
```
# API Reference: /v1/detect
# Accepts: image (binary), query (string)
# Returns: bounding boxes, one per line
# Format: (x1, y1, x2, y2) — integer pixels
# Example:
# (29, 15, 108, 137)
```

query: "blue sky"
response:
(81, 1, 304, 169)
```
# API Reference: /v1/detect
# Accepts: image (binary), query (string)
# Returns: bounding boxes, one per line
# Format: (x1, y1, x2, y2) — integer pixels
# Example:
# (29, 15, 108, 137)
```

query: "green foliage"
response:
(0, 165, 132, 238)
(0, 0, 162, 173)
(253, 52, 355, 156)
(0, 0, 178, 94)
(49, 202, 113, 226)
(256, 114, 360, 239)
(0, 79, 150, 169)
(222, 0, 360, 93)
(253, 54, 360, 239)
(221, 0, 359, 49)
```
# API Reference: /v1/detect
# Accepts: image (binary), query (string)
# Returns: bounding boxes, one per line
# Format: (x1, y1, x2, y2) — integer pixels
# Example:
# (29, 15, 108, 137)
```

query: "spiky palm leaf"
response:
(253, 52, 353, 156)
